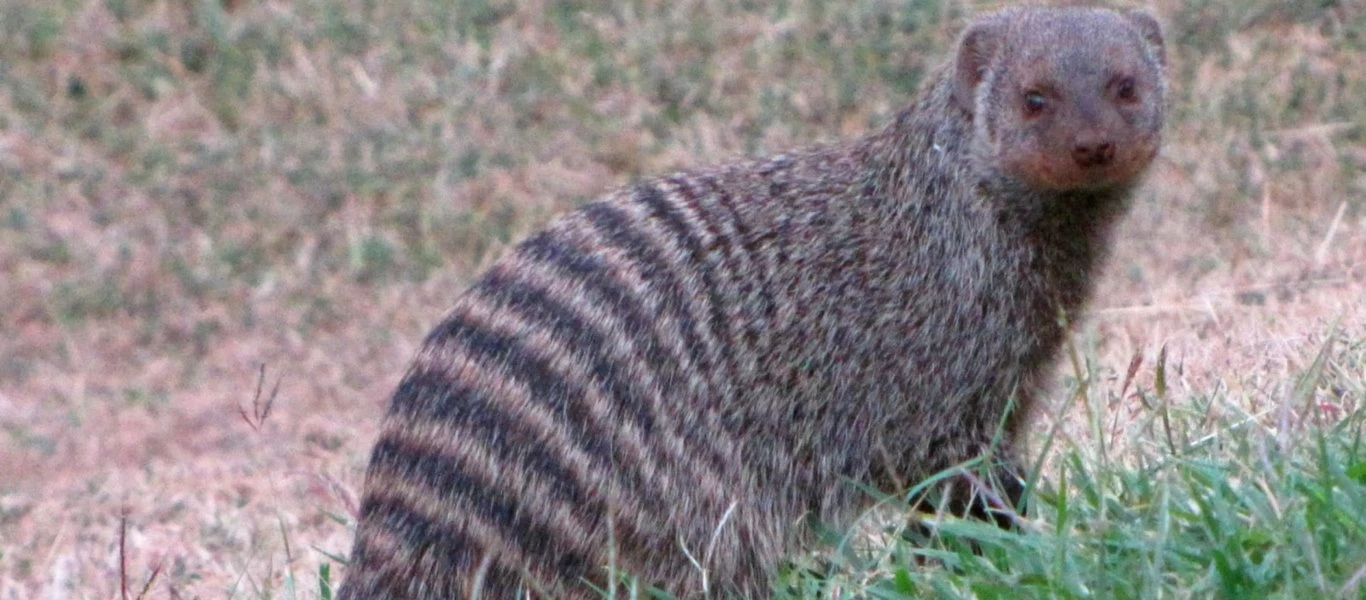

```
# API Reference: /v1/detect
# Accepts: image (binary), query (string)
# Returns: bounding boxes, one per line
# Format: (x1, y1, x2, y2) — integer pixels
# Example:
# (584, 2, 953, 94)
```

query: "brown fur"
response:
(338, 7, 1167, 599)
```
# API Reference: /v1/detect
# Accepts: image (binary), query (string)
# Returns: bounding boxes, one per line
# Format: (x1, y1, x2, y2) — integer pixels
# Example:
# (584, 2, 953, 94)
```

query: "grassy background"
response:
(0, 0, 1363, 597)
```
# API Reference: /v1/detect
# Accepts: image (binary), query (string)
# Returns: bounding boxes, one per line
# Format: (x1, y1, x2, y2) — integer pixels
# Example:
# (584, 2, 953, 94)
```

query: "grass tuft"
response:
(779, 336, 1366, 598)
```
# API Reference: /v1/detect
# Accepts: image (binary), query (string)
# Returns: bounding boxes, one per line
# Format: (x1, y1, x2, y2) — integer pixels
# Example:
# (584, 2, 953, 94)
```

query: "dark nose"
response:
(1072, 140, 1115, 168)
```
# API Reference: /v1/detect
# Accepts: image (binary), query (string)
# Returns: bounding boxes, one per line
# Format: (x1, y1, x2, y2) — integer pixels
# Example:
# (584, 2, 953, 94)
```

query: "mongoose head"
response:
(953, 8, 1167, 194)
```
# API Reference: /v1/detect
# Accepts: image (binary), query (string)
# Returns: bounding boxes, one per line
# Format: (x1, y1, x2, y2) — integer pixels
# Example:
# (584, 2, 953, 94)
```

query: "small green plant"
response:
(777, 335, 1366, 599)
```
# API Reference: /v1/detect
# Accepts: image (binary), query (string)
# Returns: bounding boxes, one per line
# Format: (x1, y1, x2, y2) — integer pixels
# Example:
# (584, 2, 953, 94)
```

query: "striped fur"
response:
(339, 7, 1166, 599)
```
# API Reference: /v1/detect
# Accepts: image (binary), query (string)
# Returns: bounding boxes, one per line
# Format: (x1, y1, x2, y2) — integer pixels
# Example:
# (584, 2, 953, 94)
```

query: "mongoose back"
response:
(339, 6, 1166, 599)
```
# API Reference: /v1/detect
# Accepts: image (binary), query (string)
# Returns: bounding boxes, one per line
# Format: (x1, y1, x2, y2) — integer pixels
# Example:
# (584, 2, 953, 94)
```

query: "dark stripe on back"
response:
(578, 200, 717, 385)
(357, 493, 557, 594)
(695, 174, 779, 351)
(464, 267, 686, 514)
(575, 200, 746, 476)
(525, 210, 738, 477)
(502, 233, 683, 399)
(649, 178, 738, 380)
(384, 370, 594, 512)
(714, 182, 783, 337)
(369, 430, 595, 578)
(470, 268, 664, 440)
(508, 229, 737, 478)
(409, 318, 670, 519)
(708, 176, 767, 284)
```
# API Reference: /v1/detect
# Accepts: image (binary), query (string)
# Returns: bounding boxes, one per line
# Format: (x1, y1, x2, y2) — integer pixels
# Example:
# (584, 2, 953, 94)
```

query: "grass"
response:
(0, 0, 1363, 597)
(774, 334, 1366, 599)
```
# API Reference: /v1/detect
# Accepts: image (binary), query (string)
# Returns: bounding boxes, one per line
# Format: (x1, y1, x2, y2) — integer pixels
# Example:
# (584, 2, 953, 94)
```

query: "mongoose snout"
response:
(1072, 138, 1115, 169)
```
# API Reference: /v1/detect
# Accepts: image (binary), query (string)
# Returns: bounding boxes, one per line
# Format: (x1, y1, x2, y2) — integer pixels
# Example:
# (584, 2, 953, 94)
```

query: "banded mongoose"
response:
(339, 6, 1167, 599)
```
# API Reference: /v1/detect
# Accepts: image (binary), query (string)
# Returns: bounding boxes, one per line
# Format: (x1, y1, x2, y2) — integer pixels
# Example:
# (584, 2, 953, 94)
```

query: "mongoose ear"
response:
(952, 15, 1007, 116)
(1123, 10, 1166, 67)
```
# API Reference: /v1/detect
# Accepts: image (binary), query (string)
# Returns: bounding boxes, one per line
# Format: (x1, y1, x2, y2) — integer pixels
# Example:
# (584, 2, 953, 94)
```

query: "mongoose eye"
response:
(1115, 77, 1138, 102)
(1023, 91, 1048, 116)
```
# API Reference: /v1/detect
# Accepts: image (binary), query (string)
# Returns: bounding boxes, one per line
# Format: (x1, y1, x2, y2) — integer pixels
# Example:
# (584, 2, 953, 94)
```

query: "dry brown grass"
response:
(1, 0, 1362, 597)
